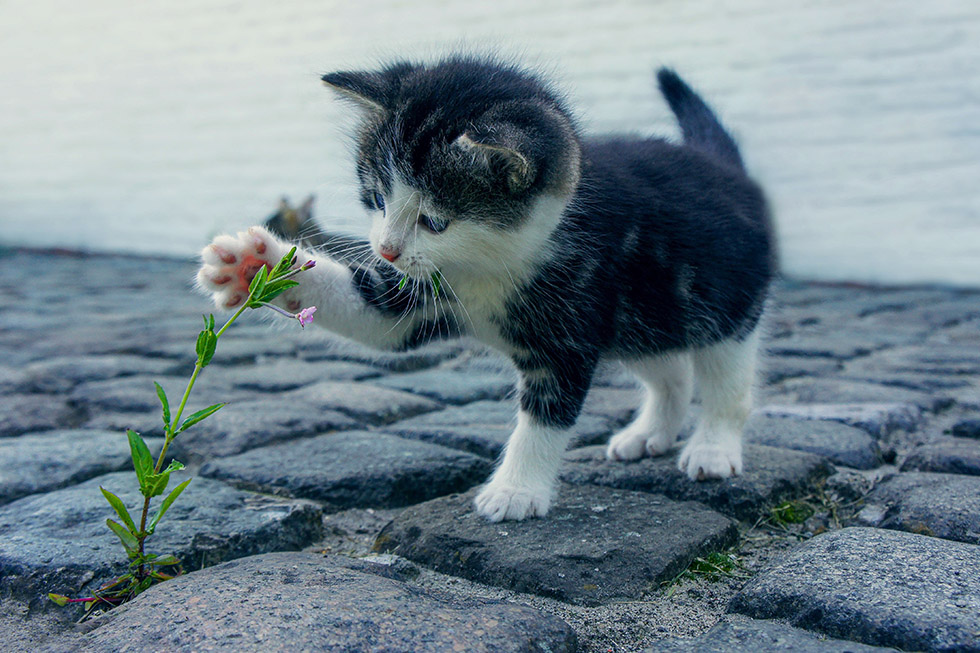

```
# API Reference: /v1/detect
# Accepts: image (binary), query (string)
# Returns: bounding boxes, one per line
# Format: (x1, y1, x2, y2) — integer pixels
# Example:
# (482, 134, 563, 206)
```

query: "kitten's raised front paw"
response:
(197, 226, 288, 310)
(474, 482, 552, 522)
(678, 439, 743, 481)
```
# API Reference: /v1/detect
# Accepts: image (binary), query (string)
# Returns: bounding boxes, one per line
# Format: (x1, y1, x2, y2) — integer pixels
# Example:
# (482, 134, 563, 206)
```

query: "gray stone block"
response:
(745, 415, 881, 469)
(0, 394, 77, 437)
(758, 403, 923, 438)
(381, 400, 616, 458)
(376, 484, 737, 606)
(729, 528, 980, 651)
(952, 418, 980, 439)
(211, 357, 382, 392)
(901, 439, 980, 476)
(282, 380, 442, 424)
(370, 367, 515, 404)
(167, 397, 359, 462)
(767, 378, 951, 412)
(21, 355, 181, 394)
(562, 444, 834, 520)
(77, 552, 577, 652)
(297, 336, 465, 372)
(649, 615, 898, 652)
(0, 472, 322, 608)
(762, 356, 841, 385)
(859, 472, 980, 544)
(200, 431, 491, 510)
(0, 430, 162, 505)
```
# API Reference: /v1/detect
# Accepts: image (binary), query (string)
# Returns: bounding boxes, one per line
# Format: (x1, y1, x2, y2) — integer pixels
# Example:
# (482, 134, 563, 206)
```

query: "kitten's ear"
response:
(455, 132, 535, 194)
(322, 71, 388, 111)
(298, 195, 315, 220)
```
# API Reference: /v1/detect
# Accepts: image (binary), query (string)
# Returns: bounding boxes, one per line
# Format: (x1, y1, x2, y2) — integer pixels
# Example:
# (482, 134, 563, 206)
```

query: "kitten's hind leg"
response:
(679, 329, 761, 480)
(606, 354, 694, 461)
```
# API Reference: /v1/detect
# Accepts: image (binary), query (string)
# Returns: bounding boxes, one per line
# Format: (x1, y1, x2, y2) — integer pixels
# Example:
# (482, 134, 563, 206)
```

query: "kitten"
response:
(198, 56, 775, 522)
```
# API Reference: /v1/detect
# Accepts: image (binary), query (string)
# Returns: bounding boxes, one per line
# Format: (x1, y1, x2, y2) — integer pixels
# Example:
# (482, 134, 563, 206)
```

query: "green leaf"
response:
(149, 554, 180, 566)
(127, 430, 154, 484)
(148, 478, 191, 534)
(195, 329, 218, 367)
(48, 593, 70, 606)
(141, 471, 171, 498)
(247, 263, 269, 298)
(162, 459, 185, 474)
(154, 382, 171, 429)
(100, 487, 136, 534)
(271, 247, 298, 278)
(258, 278, 300, 303)
(430, 271, 442, 299)
(207, 313, 215, 330)
(106, 519, 139, 556)
(134, 576, 154, 596)
(397, 276, 407, 290)
(175, 403, 226, 435)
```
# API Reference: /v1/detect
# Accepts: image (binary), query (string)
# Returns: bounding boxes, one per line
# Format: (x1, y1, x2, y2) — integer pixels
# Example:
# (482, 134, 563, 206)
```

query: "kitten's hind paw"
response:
(474, 482, 552, 522)
(197, 226, 289, 310)
(678, 439, 742, 481)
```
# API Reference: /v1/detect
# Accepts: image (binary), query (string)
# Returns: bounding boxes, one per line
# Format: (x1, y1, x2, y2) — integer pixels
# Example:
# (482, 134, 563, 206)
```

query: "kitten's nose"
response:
(379, 245, 401, 262)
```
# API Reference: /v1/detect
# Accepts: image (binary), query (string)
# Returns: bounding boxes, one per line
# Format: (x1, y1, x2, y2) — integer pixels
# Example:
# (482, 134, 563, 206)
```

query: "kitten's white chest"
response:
(443, 273, 518, 355)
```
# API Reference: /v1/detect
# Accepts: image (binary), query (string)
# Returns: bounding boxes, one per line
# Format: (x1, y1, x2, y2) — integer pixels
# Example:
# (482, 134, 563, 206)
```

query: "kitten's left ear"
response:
(455, 132, 535, 194)
(322, 71, 388, 111)
(322, 62, 416, 112)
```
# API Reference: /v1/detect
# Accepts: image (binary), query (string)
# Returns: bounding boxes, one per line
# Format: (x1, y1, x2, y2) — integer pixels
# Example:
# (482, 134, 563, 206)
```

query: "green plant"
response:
(768, 499, 816, 527)
(49, 247, 315, 615)
(663, 551, 749, 597)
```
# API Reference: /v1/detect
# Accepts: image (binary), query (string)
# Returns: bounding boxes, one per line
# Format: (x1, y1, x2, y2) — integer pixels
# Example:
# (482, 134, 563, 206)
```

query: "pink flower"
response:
(296, 306, 317, 328)
(301, 260, 316, 270)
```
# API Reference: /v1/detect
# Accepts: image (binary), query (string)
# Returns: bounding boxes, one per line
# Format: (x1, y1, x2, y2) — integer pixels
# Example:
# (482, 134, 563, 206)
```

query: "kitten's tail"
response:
(657, 68, 744, 171)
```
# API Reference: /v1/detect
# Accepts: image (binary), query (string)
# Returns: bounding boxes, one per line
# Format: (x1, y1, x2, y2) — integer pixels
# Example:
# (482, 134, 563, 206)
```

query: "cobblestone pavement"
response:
(1, 248, 979, 652)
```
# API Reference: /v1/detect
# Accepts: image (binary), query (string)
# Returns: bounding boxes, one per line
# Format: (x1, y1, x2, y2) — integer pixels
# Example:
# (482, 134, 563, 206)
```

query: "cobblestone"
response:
(2, 249, 979, 652)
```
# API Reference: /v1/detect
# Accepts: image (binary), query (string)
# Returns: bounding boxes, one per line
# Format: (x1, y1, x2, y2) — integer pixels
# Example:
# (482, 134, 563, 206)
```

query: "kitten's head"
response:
(323, 56, 581, 281)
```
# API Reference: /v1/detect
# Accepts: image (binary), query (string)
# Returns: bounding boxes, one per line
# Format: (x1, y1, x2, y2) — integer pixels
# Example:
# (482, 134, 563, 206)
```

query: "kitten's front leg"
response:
(474, 411, 572, 522)
(197, 226, 430, 350)
(474, 358, 595, 522)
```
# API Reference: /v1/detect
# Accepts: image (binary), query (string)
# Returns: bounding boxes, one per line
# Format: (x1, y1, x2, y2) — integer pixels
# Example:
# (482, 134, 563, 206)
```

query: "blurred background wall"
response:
(0, 0, 977, 285)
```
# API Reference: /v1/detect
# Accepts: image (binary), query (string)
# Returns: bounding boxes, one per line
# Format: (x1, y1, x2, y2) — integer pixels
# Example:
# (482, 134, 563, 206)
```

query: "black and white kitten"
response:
(198, 56, 775, 522)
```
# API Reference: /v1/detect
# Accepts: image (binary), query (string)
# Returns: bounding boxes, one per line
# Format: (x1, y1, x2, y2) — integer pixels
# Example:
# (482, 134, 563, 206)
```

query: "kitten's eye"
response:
(372, 191, 385, 212)
(419, 214, 448, 234)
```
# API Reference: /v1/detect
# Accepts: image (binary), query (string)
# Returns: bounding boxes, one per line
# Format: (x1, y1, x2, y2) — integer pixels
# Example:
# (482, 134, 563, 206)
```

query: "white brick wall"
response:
(1, 0, 978, 285)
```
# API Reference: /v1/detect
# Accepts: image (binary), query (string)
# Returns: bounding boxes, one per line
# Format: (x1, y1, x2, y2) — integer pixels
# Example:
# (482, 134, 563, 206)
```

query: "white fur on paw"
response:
(196, 226, 285, 310)
(678, 440, 743, 481)
(606, 429, 647, 461)
(474, 482, 551, 522)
